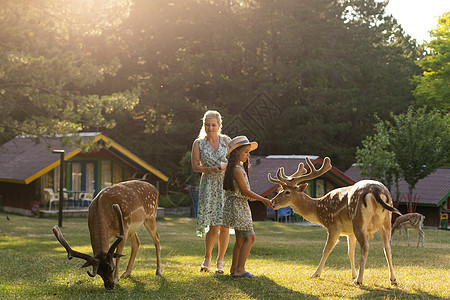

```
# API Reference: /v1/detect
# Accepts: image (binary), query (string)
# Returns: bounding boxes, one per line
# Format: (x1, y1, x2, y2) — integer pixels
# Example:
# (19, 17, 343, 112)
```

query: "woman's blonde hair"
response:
(197, 110, 222, 139)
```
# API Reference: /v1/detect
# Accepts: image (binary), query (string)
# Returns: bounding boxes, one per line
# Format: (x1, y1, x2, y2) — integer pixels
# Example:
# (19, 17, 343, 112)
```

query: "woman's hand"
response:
(212, 166, 224, 174)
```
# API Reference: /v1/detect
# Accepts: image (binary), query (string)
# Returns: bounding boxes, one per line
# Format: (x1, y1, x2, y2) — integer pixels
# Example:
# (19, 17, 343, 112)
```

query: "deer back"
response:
(88, 180, 159, 255)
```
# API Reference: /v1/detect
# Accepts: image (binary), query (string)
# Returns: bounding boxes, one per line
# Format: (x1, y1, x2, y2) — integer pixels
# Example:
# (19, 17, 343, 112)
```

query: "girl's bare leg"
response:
(234, 234, 255, 276)
(230, 237, 244, 275)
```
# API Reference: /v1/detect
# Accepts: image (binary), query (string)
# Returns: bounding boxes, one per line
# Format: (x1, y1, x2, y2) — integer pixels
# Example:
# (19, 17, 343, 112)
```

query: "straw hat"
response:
(227, 136, 258, 158)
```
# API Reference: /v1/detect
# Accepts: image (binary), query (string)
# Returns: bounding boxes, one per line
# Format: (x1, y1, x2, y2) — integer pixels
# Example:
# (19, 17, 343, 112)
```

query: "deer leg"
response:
(347, 234, 357, 279)
(353, 228, 369, 285)
(417, 228, 425, 247)
(406, 228, 411, 246)
(381, 225, 397, 285)
(121, 232, 140, 279)
(395, 228, 402, 246)
(312, 229, 340, 278)
(144, 221, 162, 275)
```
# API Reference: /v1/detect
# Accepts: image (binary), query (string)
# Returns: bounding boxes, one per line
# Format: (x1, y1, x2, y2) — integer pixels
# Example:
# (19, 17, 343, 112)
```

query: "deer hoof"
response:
(311, 272, 321, 278)
(121, 271, 131, 279)
(390, 279, 398, 286)
(352, 279, 363, 286)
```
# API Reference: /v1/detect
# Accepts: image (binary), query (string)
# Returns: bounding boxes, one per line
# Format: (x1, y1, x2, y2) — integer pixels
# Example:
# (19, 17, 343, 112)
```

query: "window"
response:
(72, 163, 82, 191)
(101, 160, 112, 188)
(86, 163, 95, 193)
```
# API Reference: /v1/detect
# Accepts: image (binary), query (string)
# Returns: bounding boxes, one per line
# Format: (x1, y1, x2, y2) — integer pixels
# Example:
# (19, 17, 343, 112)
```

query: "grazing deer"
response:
(268, 157, 401, 285)
(391, 213, 425, 247)
(53, 180, 162, 290)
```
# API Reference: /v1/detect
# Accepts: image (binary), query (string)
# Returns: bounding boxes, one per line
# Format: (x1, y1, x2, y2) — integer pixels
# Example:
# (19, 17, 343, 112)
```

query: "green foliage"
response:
(0, 0, 426, 182)
(0, 0, 139, 141)
(387, 107, 449, 194)
(357, 107, 449, 205)
(356, 119, 399, 189)
(413, 12, 450, 111)
(0, 213, 449, 298)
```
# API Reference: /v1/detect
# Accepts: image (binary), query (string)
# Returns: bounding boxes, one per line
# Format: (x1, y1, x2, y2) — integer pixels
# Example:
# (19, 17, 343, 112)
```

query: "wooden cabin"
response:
(0, 133, 168, 216)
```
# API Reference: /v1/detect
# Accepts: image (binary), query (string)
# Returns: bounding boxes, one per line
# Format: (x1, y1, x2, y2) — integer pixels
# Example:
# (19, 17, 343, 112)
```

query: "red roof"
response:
(344, 166, 450, 207)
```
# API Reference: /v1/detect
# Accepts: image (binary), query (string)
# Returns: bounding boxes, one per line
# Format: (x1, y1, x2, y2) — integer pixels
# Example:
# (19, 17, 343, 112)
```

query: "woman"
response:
(191, 110, 230, 273)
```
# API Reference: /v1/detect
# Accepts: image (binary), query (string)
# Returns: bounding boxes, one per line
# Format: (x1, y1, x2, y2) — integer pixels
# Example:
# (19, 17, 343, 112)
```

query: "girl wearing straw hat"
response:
(223, 136, 274, 278)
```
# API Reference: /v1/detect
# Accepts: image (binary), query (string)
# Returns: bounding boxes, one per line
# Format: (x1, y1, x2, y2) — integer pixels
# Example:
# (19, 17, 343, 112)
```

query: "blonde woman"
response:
(191, 110, 230, 273)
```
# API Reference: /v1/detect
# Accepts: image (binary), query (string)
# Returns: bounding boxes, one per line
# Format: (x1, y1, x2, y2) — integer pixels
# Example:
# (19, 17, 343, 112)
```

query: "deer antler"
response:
(290, 157, 332, 185)
(53, 226, 93, 261)
(53, 225, 99, 276)
(107, 204, 125, 257)
(270, 157, 332, 186)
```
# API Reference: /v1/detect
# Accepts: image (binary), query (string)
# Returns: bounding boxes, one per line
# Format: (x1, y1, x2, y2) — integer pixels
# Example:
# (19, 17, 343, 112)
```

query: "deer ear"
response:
(297, 183, 308, 192)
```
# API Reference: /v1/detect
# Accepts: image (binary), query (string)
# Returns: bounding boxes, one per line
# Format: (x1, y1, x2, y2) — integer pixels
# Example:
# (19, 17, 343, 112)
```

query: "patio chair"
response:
(266, 207, 276, 220)
(276, 207, 293, 223)
(79, 192, 94, 207)
(44, 188, 59, 210)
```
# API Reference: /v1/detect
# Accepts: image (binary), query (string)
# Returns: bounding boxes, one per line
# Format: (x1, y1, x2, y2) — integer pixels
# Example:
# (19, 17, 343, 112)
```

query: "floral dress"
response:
(223, 165, 253, 232)
(196, 135, 230, 237)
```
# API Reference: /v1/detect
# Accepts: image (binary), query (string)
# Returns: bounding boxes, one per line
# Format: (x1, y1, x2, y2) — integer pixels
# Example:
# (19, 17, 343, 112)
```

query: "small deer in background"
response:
(269, 157, 401, 285)
(53, 180, 162, 290)
(391, 213, 425, 247)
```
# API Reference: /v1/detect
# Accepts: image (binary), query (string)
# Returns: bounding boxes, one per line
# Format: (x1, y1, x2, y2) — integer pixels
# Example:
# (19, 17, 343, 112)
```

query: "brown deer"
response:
(53, 180, 162, 290)
(268, 157, 401, 285)
(391, 213, 425, 247)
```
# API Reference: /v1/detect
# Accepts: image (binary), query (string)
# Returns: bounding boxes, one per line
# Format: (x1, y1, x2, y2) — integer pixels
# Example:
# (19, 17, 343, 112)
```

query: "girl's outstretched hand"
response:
(262, 198, 274, 209)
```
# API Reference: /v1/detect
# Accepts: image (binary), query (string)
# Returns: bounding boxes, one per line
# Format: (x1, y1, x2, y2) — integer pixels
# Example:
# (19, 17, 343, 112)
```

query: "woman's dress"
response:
(196, 135, 230, 237)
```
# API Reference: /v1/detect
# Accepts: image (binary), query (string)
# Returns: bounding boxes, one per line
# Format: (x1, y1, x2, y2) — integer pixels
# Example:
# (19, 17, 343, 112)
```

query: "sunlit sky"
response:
(385, 0, 450, 42)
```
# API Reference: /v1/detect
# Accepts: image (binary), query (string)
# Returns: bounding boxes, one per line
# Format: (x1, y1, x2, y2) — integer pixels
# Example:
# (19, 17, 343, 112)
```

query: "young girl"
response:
(223, 136, 274, 278)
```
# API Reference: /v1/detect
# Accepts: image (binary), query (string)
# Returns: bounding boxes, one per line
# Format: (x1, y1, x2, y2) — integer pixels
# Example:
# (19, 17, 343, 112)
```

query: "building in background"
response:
(0, 133, 168, 216)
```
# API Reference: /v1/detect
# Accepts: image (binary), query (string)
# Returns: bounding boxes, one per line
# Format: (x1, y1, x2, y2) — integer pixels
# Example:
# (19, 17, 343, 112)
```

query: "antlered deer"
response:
(268, 157, 401, 285)
(53, 180, 162, 290)
(391, 213, 425, 247)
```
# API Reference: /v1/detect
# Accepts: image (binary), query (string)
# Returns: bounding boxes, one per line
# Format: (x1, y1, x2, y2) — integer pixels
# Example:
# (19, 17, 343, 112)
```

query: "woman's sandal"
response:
(215, 260, 224, 274)
(200, 257, 211, 272)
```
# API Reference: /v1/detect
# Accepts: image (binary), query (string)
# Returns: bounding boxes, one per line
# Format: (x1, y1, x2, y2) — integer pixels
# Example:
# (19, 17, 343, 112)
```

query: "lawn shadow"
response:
(348, 282, 445, 299)
(216, 273, 318, 299)
(334, 283, 446, 299)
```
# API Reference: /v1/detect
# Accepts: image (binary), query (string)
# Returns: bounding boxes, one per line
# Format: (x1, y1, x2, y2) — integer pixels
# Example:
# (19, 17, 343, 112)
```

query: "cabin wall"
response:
(0, 181, 40, 216)
(396, 204, 440, 227)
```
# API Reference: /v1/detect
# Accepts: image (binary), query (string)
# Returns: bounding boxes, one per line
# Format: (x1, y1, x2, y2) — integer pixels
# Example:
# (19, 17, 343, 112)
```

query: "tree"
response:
(261, 0, 422, 169)
(358, 107, 449, 211)
(413, 12, 450, 111)
(388, 108, 449, 197)
(355, 120, 399, 191)
(0, 0, 138, 144)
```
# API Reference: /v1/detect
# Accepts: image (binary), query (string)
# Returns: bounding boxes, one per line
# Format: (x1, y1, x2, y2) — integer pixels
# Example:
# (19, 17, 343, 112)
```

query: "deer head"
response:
(268, 157, 332, 209)
(53, 204, 125, 290)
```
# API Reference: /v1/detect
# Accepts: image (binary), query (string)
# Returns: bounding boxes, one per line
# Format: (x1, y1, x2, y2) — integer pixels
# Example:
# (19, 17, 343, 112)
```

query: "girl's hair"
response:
(223, 145, 250, 191)
(197, 110, 222, 139)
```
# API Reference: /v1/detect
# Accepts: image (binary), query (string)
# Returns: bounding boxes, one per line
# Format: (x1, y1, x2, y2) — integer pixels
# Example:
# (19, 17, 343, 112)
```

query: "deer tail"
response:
(372, 191, 402, 215)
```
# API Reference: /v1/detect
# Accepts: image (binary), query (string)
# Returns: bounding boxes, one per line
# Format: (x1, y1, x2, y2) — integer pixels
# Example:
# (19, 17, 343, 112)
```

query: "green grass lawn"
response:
(0, 212, 449, 299)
